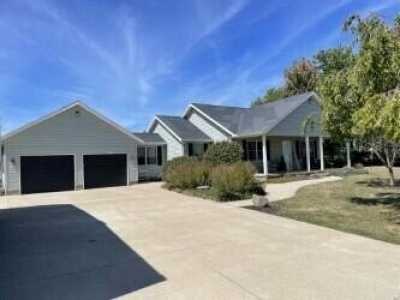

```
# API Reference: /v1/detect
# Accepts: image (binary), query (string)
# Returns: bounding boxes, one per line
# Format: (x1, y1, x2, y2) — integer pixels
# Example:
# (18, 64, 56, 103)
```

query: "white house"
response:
(1, 92, 350, 195)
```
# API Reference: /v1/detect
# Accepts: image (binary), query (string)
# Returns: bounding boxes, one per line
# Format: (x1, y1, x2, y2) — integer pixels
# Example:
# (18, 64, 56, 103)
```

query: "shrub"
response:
(161, 156, 194, 180)
(210, 161, 261, 201)
(203, 141, 243, 165)
(163, 157, 211, 189)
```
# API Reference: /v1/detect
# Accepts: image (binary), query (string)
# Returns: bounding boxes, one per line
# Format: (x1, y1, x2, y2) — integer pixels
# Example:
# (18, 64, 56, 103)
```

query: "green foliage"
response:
(252, 87, 286, 106)
(163, 157, 211, 189)
(319, 13, 400, 185)
(252, 58, 318, 106)
(314, 47, 355, 74)
(203, 141, 243, 165)
(210, 162, 260, 201)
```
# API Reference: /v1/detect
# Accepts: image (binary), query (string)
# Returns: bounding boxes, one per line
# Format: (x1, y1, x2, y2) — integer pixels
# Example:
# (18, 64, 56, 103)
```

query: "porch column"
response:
(262, 135, 268, 176)
(305, 135, 311, 173)
(319, 136, 324, 171)
(346, 141, 351, 168)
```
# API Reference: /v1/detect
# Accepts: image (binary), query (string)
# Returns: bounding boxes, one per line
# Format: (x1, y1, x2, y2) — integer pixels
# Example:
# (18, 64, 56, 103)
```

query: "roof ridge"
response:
(251, 91, 314, 110)
(191, 102, 247, 109)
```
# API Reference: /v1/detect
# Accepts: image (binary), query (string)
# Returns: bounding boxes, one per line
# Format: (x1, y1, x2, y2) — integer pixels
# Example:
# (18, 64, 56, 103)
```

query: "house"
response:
(0, 102, 165, 194)
(149, 92, 336, 174)
(0, 92, 349, 195)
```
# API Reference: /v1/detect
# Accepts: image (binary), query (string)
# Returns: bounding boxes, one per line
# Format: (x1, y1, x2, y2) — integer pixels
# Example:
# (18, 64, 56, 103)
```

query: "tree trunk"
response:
(387, 165, 396, 186)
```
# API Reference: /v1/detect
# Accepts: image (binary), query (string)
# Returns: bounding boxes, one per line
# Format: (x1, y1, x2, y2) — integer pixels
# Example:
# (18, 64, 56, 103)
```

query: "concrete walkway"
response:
(1, 182, 399, 299)
(229, 176, 342, 207)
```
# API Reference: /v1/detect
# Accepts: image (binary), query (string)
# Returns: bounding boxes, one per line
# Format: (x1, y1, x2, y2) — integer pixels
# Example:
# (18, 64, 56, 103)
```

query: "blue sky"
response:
(1, 0, 399, 133)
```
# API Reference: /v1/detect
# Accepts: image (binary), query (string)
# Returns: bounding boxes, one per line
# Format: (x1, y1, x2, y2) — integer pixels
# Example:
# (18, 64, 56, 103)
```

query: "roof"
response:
(189, 103, 246, 134)
(153, 115, 212, 142)
(2, 101, 146, 144)
(132, 132, 166, 144)
(188, 92, 318, 137)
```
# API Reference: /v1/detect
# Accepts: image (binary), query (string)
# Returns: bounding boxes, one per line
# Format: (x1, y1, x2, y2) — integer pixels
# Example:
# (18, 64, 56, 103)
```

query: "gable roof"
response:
(2, 101, 146, 144)
(149, 115, 212, 142)
(132, 132, 166, 144)
(186, 92, 318, 137)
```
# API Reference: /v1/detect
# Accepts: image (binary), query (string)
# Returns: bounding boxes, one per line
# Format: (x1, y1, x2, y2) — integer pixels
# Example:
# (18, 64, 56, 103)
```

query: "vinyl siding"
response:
(151, 122, 184, 160)
(186, 110, 231, 141)
(4, 106, 139, 194)
(268, 98, 323, 137)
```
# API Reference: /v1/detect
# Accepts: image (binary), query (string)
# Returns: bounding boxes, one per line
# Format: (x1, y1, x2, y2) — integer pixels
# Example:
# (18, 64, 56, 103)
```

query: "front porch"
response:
(237, 135, 351, 175)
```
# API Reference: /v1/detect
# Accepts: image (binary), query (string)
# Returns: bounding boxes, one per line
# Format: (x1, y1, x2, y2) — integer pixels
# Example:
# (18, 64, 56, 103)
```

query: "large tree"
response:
(284, 58, 318, 96)
(252, 58, 318, 106)
(319, 14, 400, 185)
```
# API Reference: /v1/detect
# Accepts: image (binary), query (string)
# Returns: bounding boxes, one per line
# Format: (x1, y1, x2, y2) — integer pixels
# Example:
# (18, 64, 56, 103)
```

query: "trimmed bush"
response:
(203, 141, 243, 165)
(210, 161, 261, 201)
(163, 157, 211, 189)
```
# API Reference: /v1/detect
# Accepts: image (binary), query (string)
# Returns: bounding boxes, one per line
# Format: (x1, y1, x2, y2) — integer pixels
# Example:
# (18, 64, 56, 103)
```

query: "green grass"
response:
(266, 167, 400, 245)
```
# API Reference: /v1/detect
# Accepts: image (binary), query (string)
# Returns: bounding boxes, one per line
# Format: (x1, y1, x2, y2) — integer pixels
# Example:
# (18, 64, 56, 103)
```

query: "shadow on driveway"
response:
(0, 204, 165, 299)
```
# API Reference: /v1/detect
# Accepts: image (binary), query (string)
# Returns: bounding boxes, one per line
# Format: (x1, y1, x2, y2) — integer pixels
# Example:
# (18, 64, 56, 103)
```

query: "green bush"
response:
(203, 141, 243, 165)
(163, 157, 211, 189)
(210, 161, 261, 201)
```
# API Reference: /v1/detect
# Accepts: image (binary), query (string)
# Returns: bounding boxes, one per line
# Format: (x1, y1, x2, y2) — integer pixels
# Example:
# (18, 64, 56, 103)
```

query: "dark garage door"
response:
(84, 154, 127, 189)
(21, 155, 75, 194)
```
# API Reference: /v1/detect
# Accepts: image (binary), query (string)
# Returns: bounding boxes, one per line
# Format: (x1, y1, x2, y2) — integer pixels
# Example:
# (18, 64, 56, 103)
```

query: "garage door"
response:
(83, 154, 127, 189)
(21, 155, 75, 194)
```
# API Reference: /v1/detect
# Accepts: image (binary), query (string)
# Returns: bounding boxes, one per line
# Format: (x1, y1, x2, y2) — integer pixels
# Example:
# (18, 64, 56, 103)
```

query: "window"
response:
(247, 141, 257, 161)
(203, 143, 209, 153)
(188, 143, 194, 156)
(147, 147, 157, 165)
(157, 146, 163, 166)
(138, 147, 146, 165)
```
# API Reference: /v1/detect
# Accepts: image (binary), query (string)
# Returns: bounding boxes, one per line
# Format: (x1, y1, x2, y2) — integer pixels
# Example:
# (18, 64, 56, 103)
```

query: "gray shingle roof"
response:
(191, 92, 316, 137)
(156, 115, 212, 142)
(132, 132, 166, 144)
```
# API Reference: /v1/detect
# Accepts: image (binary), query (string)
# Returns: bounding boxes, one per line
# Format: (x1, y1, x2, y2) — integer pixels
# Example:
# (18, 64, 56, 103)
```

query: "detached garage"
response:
(1, 102, 147, 194)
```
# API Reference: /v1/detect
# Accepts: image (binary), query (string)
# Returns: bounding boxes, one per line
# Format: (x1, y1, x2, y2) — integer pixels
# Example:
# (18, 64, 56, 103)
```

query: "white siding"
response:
(151, 122, 184, 160)
(138, 165, 162, 180)
(268, 98, 322, 137)
(4, 106, 139, 194)
(186, 110, 230, 142)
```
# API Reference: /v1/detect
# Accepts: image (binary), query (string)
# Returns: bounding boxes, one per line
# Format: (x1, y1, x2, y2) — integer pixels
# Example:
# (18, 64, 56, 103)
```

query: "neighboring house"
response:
(1, 91, 349, 195)
(0, 102, 165, 195)
(149, 92, 331, 174)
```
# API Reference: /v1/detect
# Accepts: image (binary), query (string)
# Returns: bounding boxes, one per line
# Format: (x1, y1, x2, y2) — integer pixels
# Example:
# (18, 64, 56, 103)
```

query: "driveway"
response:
(1, 183, 399, 299)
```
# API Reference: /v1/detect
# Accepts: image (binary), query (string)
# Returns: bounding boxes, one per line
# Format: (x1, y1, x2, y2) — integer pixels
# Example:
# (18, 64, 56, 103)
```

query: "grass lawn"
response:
(264, 167, 400, 245)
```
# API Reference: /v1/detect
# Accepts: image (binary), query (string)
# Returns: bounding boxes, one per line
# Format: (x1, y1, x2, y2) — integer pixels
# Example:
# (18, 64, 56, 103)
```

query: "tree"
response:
(320, 14, 400, 185)
(252, 58, 318, 106)
(284, 58, 318, 96)
(251, 87, 285, 106)
(314, 47, 355, 74)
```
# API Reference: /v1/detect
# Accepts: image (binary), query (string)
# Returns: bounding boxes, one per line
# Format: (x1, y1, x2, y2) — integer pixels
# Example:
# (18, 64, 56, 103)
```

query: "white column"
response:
(262, 135, 268, 176)
(346, 141, 351, 168)
(305, 135, 311, 173)
(319, 136, 324, 171)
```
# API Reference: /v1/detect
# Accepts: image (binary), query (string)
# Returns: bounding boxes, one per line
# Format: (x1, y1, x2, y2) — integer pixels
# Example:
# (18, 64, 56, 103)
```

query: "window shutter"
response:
(157, 146, 162, 166)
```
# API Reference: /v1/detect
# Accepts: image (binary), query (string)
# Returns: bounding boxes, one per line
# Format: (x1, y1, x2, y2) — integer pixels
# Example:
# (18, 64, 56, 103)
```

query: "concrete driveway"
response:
(1, 183, 399, 299)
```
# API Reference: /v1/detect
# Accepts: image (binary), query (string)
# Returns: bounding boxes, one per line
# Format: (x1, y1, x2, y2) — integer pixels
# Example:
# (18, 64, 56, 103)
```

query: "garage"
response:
(83, 154, 127, 189)
(21, 155, 75, 194)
